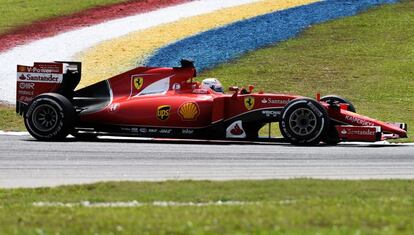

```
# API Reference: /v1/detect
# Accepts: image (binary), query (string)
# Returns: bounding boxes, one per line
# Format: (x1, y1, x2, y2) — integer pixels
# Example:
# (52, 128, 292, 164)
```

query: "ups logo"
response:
(157, 105, 171, 121)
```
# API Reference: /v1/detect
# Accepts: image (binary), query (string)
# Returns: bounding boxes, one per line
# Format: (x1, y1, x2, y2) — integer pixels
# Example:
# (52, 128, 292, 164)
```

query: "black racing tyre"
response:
(279, 98, 329, 146)
(24, 93, 75, 141)
(320, 95, 356, 113)
(323, 125, 340, 145)
(320, 95, 355, 145)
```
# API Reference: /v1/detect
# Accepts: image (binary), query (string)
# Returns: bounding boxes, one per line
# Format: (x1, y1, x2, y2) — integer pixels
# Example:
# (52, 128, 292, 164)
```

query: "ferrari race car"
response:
(16, 60, 408, 145)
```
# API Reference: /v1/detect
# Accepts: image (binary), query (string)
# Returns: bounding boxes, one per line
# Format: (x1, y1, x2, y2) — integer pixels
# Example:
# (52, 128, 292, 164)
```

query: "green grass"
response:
(0, 0, 129, 34)
(0, 105, 24, 131)
(0, 180, 413, 234)
(201, 0, 414, 142)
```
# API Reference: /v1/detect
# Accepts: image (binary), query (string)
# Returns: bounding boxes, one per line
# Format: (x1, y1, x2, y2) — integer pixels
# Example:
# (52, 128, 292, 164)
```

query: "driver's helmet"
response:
(201, 78, 224, 93)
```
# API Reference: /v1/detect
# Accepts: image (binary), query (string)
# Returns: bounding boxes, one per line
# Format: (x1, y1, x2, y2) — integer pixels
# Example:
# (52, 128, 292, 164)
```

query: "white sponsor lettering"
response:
(17, 72, 63, 83)
(350, 130, 376, 136)
(341, 129, 376, 136)
(261, 98, 289, 105)
(193, 89, 208, 94)
(262, 110, 280, 118)
(182, 129, 194, 135)
(18, 90, 33, 96)
(19, 82, 35, 90)
(108, 103, 120, 112)
(307, 102, 323, 117)
(345, 116, 375, 126)
(159, 129, 172, 134)
(27, 67, 60, 73)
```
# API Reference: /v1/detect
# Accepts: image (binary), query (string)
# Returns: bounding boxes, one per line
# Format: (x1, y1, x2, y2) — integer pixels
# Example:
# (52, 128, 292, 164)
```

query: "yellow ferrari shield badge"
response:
(133, 77, 144, 90)
(244, 96, 255, 110)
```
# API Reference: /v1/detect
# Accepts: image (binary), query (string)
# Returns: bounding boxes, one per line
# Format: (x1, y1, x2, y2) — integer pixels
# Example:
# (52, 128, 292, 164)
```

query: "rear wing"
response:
(16, 61, 81, 115)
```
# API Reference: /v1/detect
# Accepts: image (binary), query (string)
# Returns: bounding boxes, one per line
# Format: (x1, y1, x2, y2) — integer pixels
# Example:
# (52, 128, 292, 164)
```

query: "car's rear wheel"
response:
(25, 93, 75, 141)
(279, 98, 329, 146)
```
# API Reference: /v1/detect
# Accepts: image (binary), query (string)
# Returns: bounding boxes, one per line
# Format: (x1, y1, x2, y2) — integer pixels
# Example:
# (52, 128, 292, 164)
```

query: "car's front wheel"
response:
(24, 93, 75, 141)
(279, 98, 329, 146)
(320, 95, 356, 145)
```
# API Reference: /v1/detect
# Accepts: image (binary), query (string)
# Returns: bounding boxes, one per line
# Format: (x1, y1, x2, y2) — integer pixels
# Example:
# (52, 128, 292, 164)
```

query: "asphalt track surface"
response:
(0, 134, 413, 188)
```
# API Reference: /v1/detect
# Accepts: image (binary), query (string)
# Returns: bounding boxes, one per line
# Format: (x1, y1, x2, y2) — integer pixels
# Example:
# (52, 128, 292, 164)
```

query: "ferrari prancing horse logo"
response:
(133, 77, 144, 90)
(244, 96, 255, 110)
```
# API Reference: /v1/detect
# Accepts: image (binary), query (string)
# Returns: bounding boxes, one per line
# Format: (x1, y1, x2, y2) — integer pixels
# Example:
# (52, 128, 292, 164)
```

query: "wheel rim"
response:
(32, 104, 59, 132)
(288, 108, 317, 136)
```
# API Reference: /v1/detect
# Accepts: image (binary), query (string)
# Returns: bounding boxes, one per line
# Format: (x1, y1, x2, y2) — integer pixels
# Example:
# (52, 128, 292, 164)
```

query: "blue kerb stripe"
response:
(144, 0, 398, 72)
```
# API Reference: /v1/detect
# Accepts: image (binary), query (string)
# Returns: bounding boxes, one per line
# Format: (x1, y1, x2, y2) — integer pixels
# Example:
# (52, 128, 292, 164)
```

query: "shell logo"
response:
(178, 102, 200, 121)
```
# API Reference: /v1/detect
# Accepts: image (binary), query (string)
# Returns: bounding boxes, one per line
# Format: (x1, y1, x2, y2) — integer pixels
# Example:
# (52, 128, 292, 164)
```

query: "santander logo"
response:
(19, 74, 27, 80)
(17, 72, 62, 83)
(261, 98, 289, 105)
(230, 124, 244, 135)
(226, 120, 246, 138)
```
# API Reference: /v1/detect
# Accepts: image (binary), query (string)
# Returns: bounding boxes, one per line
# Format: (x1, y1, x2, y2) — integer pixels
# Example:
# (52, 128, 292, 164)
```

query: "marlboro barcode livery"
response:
(16, 60, 407, 145)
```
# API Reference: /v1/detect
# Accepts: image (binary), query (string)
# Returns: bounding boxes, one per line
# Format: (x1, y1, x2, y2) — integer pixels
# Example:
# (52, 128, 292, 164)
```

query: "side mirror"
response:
(248, 85, 254, 93)
(228, 86, 239, 92)
(229, 86, 239, 98)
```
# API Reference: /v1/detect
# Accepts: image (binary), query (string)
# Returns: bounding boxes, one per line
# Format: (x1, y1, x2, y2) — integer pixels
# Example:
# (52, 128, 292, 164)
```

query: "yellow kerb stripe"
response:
(76, 0, 319, 87)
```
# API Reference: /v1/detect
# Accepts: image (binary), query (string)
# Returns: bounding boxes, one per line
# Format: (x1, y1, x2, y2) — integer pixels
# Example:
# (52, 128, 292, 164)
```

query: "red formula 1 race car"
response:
(16, 60, 408, 145)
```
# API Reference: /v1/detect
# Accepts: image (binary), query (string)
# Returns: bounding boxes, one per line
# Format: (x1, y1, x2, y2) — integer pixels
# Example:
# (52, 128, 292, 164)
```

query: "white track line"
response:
(33, 200, 256, 207)
(0, 131, 29, 136)
(0, 0, 262, 104)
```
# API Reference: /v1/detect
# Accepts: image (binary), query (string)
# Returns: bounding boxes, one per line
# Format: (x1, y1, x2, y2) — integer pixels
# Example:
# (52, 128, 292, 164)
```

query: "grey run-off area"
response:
(0, 135, 413, 188)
